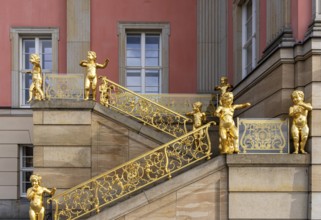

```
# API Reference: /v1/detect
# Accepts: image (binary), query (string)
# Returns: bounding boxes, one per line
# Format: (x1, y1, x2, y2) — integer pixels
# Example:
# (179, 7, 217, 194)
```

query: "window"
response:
(20, 145, 33, 197)
(10, 28, 59, 108)
(242, 0, 256, 77)
(126, 33, 161, 93)
(118, 23, 170, 93)
(21, 37, 52, 106)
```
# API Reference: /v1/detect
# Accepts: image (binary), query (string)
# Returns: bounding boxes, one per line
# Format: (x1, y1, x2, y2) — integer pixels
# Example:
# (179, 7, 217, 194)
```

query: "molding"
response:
(261, 27, 295, 60)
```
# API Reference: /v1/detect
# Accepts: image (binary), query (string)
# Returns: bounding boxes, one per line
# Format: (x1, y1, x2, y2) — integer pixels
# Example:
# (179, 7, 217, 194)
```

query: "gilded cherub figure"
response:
(186, 101, 207, 131)
(214, 76, 233, 95)
(27, 174, 56, 220)
(214, 92, 251, 154)
(186, 101, 208, 143)
(98, 76, 115, 107)
(80, 51, 109, 101)
(289, 90, 312, 154)
(24, 54, 45, 102)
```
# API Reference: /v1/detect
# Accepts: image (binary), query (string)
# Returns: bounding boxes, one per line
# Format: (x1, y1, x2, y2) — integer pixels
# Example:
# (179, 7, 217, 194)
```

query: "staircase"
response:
(37, 79, 217, 220)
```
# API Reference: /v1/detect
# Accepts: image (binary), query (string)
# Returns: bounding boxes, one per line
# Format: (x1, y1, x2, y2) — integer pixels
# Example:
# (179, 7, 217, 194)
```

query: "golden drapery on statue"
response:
(27, 174, 56, 220)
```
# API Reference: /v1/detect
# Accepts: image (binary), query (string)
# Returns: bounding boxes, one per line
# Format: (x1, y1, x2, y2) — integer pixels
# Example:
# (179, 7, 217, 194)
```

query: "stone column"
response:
(67, 0, 91, 73)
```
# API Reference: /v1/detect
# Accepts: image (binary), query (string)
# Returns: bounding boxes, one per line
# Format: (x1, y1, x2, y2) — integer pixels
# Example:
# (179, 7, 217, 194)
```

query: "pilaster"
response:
(67, 0, 91, 74)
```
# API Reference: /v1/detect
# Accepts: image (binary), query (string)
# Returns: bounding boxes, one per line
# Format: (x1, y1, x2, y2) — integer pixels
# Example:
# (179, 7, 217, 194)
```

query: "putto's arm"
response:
(234, 103, 251, 110)
(79, 60, 88, 67)
(96, 58, 109, 69)
(299, 102, 313, 111)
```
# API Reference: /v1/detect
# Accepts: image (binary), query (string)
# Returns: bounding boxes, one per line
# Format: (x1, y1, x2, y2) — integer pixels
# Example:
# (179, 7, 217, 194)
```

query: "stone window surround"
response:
(118, 22, 170, 93)
(10, 27, 59, 108)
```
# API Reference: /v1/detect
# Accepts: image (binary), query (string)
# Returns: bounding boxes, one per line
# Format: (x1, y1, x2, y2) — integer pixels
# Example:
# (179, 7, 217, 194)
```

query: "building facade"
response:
(0, 0, 321, 219)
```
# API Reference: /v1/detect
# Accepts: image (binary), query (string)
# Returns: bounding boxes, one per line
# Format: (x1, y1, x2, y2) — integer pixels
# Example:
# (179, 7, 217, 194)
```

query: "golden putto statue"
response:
(27, 174, 56, 220)
(214, 92, 251, 154)
(80, 51, 109, 100)
(186, 101, 207, 131)
(214, 76, 233, 95)
(24, 54, 45, 102)
(289, 90, 312, 154)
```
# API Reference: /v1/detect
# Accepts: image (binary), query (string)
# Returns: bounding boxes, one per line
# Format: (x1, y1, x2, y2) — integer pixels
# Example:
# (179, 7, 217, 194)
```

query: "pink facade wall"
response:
(0, 0, 67, 107)
(291, 0, 312, 42)
(91, 0, 197, 93)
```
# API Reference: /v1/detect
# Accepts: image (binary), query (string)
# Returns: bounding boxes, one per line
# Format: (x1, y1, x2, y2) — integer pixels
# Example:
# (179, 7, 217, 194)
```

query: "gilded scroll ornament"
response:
(98, 78, 190, 137)
(98, 76, 115, 106)
(27, 174, 56, 220)
(238, 118, 289, 154)
(23, 54, 45, 102)
(50, 123, 214, 219)
(214, 92, 251, 154)
(289, 90, 313, 154)
(80, 51, 109, 101)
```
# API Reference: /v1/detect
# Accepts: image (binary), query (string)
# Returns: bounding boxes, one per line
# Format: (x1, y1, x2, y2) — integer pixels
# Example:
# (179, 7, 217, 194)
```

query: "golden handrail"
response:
(49, 122, 214, 220)
(99, 78, 191, 137)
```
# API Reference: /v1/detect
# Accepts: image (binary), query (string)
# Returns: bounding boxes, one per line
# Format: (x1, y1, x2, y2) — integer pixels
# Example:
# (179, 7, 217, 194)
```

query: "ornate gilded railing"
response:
(99, 78, 191, 137)
(49, 122, 214, 220)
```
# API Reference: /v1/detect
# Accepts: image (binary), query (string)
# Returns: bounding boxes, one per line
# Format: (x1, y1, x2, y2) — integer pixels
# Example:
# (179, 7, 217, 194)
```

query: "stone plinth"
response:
(227, 154, 310, 220)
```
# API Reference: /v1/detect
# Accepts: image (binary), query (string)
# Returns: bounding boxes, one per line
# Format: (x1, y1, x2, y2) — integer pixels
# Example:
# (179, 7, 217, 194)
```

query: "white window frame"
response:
(19, 144, 33, 198)
(126, 32, 162, 93)
(242, 0, 257, 78)
(10, 27, 59, 108)
(118, 22, 170, 93)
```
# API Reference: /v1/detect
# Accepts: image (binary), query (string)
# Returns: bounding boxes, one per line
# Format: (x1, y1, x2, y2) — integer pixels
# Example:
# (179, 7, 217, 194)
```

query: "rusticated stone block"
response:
(33, 125, 91, 145)
(43, 147, 91, 167)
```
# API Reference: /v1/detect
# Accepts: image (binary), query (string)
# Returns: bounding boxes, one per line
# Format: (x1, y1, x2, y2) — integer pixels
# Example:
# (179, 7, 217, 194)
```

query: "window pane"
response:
(127, 35, 141, 66)
(126, 70, 141, 93)
(146, 50, 159, 58)
(22, 171, 33, 194)
(146, 58, 159, 66)
(126, 49, 141, 58)
(23, 39, 35, 54)
(22, 73, 32, 103)
(20, 145, 33, 196)
(23, 39, 35, 69)
(127, 35, 141, 49)
(246, 17, 252, 40)
(145, 35, 160, 67)
(23, 145, 33, 156)
(145, 70, 159, 93)
(40, 39, 52, 70)
(24, 54, 33, 69)
(145, 35, 160, 50)
(126, 70, 141, 86)
(127, 58, 141, 66)
(246, 1, 252, 20)
(246, 44, 252, 66)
